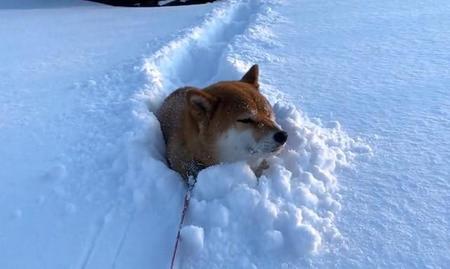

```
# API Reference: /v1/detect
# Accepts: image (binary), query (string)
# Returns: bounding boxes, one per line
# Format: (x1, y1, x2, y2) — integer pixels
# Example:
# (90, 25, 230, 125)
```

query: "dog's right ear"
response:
(241, 64, 259, 89)
(186, 89, 218, 121)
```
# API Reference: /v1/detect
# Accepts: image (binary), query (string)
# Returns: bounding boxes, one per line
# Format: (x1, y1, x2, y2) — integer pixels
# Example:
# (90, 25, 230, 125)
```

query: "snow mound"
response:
(180, 225, 205, 255)
(123, 0, 371, 267)
(126, 94, 367, 267)
(179, 102, 367, 267)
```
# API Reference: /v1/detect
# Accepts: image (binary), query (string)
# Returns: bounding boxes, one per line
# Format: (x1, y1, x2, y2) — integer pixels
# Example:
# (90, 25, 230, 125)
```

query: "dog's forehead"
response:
(241, 89, 273, 118)
(253, 92, 273, 114)
(212, 82, 273, 116)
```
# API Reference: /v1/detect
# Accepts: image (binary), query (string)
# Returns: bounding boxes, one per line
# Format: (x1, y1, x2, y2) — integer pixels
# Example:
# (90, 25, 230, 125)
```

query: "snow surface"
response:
(0, 0, 97, 9)
(1, 0, 449, 268)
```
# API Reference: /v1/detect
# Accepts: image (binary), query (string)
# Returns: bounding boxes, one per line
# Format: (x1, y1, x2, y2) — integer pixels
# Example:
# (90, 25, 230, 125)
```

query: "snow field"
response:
(0, 2, 215, 268)
(126, 0, 371, 267)
(1, 0, 448, 267)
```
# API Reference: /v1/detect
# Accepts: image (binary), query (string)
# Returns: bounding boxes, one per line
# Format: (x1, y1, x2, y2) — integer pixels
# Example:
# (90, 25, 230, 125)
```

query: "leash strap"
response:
(169, 177, 196, 269)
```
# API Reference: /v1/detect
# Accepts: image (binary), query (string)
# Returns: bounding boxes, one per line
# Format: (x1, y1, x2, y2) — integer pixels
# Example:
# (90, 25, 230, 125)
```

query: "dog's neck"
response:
(183, 111, 218, 167)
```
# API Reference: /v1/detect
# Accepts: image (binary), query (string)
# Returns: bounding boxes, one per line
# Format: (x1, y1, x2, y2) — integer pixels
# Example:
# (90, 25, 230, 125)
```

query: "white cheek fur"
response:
(217, 127, 281, 163)
(217, 128, 255, 162)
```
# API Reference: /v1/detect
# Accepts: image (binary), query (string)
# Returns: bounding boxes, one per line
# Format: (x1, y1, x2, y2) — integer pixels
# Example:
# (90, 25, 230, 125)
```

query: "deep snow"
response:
(0, 1, 215, 268)
(131, 1, 369, 267)
(1, 0, 449, 268)
(266, 0, 450, 267)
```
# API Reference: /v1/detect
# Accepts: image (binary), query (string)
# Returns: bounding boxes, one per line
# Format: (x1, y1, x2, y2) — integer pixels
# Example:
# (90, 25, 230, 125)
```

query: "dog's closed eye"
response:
(237, 118, 255, 124)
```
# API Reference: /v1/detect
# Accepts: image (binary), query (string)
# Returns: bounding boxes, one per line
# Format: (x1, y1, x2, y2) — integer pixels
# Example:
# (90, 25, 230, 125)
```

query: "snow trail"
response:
(64, 60, 149, 269)
(111, 214, 134, 269)
(128, 0, 371, 268)
(142, 0, 261, 112)
(79, 206, 114, 269)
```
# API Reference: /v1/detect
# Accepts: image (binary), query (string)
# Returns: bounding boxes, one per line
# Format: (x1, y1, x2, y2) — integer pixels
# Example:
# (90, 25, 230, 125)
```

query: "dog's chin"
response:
(248, 143, 284, 158)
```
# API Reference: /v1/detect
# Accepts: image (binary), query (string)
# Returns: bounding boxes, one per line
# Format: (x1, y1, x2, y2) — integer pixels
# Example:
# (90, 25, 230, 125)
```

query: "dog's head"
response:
(186, 65, 287, 163)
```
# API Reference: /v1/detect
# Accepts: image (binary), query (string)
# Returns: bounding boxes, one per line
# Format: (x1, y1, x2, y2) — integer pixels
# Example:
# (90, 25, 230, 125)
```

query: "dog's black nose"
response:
(273, 131, 288, 144)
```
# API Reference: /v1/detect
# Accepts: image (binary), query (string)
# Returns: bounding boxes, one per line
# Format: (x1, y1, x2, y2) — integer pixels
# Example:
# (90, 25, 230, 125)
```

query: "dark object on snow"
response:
(88, 0, 215, 7)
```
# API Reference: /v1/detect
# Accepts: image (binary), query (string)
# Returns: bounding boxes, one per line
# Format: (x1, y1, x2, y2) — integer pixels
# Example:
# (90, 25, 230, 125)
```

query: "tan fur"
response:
(156, 65, 286, 179)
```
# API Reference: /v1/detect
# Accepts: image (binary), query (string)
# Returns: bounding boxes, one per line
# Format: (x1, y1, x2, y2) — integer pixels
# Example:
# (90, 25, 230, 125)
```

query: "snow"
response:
(1, 0, 449, 268)
(266, 1, 450, 268)
(0, 1, 214, 268)
(0, 0, 96, 9)
(268, 0, 450, 267)
(180, 225, 205, 254)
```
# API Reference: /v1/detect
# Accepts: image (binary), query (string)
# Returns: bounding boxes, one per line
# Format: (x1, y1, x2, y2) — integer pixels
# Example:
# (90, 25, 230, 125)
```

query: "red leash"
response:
(170, 181, 195, 269)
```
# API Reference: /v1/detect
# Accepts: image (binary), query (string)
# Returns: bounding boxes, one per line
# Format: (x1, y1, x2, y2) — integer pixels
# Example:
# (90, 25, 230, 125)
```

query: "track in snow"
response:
(59, 0, 371, 268)
(73, 1, 268, 268)
(142, 0, 261, 112)
(133, 0, 371, 268)
(71, 61, 149, 269)
(68, 0, 370, 267)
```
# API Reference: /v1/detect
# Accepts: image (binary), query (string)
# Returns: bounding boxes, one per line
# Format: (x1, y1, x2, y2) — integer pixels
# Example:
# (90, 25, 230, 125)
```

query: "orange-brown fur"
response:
(156, 65, 286, 179)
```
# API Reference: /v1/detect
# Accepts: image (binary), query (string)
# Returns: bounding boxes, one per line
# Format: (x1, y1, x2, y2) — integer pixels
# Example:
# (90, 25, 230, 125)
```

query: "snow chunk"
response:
(194, 162, 255, 201)
(190, 199, 230, 228)
(290, 224, 322, 255)
(181, 225, 205, 255)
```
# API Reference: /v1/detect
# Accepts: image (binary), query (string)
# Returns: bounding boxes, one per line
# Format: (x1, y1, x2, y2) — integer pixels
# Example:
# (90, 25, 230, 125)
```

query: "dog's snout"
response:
(273, 131, 288, 144)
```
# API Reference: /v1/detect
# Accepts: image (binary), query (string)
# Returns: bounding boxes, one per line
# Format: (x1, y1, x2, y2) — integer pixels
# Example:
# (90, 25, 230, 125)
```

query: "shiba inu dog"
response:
(157, 64, 287, 179)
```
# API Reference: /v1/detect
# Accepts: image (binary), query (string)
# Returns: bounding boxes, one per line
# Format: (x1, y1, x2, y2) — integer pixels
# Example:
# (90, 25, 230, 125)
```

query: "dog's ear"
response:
(241, 64, 259, 89)
(186, 89, 218, 121)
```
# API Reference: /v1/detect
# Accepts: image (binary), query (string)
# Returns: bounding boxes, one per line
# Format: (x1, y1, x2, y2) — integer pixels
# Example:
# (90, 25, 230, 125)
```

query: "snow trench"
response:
(126, 0, 371, 267)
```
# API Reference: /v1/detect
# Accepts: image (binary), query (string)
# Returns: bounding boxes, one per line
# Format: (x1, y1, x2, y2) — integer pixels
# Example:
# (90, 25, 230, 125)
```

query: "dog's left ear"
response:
(186, 89, 218, 121)
(241, 64, 259, 89)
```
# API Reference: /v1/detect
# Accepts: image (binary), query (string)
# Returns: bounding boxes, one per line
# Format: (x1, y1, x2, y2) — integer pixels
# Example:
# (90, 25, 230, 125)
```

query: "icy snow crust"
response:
(134, 0, 370, 268)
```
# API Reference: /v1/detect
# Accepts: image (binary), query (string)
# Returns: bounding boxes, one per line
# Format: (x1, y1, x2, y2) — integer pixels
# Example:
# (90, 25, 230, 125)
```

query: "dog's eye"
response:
(237, 118, 255, 124)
